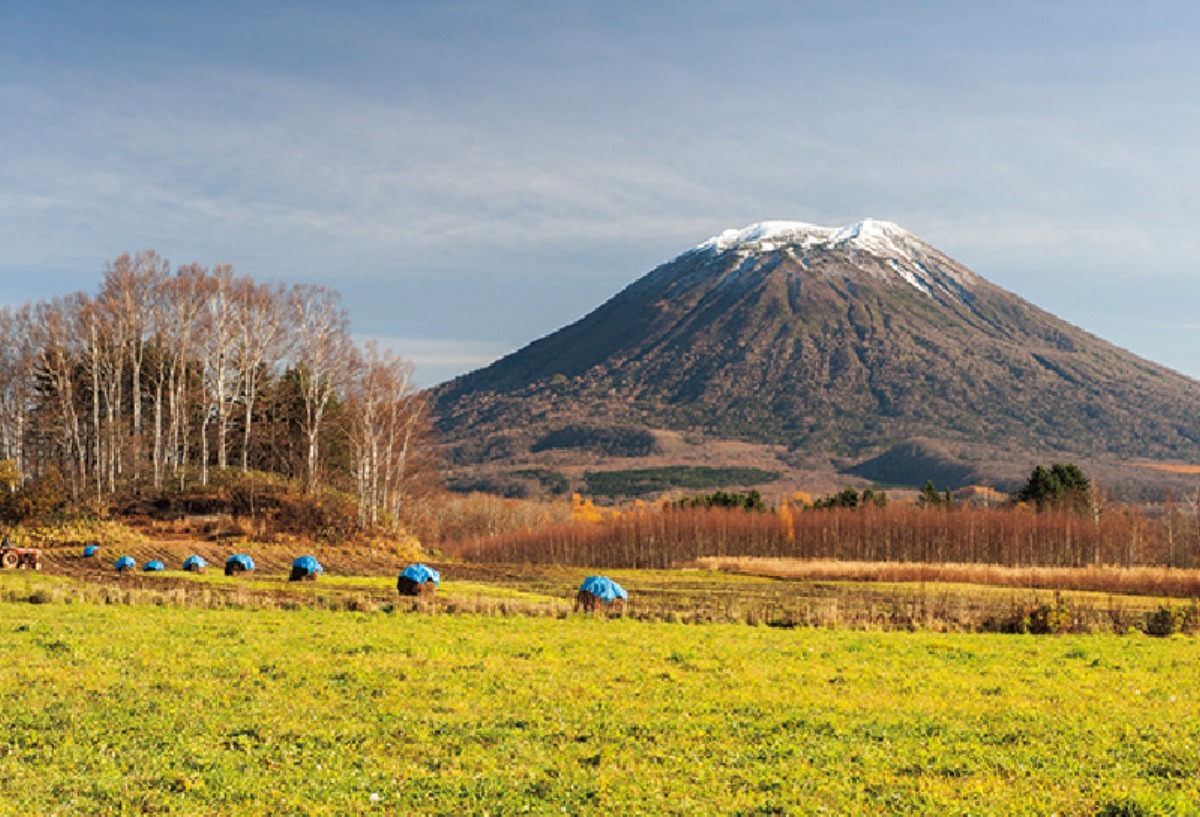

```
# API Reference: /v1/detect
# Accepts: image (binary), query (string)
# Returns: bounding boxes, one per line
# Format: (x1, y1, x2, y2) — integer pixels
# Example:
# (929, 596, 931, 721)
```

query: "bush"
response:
(0, 468, 69, 523)
(275, 489, 358, 542)
(1144, 606, 1178, 637)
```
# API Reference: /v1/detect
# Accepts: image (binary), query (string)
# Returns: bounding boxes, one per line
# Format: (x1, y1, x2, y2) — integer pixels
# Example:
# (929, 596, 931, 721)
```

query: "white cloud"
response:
(351, 335, 512, 387)
(6, 2, 1200, 385)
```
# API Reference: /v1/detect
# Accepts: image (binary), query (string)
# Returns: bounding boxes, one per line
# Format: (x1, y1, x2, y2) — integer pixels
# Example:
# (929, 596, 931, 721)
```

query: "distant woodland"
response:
(0, 252, 435, 530)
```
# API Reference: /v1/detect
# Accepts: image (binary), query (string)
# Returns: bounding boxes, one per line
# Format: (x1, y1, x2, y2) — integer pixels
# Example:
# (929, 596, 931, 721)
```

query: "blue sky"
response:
(3, 1, 1200, 385)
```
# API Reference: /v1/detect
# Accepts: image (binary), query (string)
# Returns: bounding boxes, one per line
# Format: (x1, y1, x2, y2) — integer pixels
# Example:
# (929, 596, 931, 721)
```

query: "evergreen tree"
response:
(1018, 463, 1090, 510)
(860, 487, 888, 508)
(920, 480, 943, 506)
(813, 486, 860, 509)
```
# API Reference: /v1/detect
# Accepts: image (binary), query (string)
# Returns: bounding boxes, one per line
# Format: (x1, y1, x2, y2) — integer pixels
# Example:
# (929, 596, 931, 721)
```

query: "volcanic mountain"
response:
(434, 220, 1200, 492)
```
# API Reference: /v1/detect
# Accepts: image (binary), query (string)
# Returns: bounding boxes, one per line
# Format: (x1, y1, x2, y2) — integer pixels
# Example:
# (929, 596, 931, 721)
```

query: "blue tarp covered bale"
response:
(397, 563, 440, 596)
(183, 555, 207, 573)
(290, 555, 323, 582)
(83, 545, 99, 558)
(143, 560, 165, 572)
(225, 554, 256, 576)
(115, 556, 136, 573)
(575, 575, 628, 612)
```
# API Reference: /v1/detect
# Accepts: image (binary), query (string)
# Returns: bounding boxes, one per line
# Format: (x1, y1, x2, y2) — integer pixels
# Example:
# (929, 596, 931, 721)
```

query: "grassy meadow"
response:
(3, 586, 1200, 815)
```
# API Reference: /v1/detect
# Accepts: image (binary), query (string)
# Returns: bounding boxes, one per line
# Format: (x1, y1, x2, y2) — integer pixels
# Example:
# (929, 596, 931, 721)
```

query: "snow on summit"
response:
(697, 218, 919, 256)
(690, 218, 976, 300)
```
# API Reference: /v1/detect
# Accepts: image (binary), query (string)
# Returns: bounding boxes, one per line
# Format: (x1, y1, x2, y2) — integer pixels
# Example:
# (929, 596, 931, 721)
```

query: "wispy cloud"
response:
(5, 2, 1200, 383)
(352, 335, 511, 387)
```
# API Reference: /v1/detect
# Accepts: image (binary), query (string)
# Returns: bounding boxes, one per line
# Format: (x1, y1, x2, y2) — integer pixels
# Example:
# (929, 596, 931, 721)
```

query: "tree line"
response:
(0, 252, 434, 530)
(456, 502, 1200, 571)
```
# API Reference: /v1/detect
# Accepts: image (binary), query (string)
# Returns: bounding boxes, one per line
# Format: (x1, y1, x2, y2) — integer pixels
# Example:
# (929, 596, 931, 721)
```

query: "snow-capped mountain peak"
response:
(697, 218, 918, 257)
(827, 219, 919, 258)
(686, 218, 976, 300)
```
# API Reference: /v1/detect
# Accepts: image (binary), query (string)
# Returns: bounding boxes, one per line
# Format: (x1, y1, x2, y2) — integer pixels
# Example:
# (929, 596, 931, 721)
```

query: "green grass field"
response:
(3, 596, 1200, 815)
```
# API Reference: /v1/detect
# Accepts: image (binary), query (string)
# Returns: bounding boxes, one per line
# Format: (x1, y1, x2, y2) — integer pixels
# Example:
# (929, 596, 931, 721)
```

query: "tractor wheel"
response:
(0, 551, 18, 569)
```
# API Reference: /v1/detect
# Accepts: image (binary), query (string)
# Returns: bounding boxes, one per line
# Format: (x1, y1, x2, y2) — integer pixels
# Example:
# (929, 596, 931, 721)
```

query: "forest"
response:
(0, 251, 436, 533)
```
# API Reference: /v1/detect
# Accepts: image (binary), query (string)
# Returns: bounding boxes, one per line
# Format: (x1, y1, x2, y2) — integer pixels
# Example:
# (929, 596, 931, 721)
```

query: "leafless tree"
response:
(82, 295, 123, 497)
(197, 266, 240, 484)
(99, 250, 169, 481)
(0, 305, 35, 479)
(163, 265, 214, 489)
(289, 284, 353, 493)
(232, 277, 290, 472)
(30, 293, 89, 499)
(347, 342, 428, 529)
(0, 256, 438, 533)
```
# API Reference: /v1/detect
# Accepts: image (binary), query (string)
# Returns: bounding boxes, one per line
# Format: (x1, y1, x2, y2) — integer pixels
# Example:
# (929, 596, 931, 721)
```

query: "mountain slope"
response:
(434, 220, 1200, 484)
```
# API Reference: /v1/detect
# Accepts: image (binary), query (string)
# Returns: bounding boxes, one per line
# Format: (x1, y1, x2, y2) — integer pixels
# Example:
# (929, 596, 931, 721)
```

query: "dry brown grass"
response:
(1135, 462, 1200, 475)
(695, 557, 1200, 598)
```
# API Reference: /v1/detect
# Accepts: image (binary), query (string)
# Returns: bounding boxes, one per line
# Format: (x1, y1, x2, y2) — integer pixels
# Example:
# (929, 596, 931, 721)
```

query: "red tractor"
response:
(0, 538, 41, 570)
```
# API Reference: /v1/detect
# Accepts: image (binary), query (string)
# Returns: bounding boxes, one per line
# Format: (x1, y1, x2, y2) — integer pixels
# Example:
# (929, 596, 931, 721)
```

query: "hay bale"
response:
(289, 555, 322, 582)
(575, 591, 626, 614)
(224, 554, 255, 576)
(397, 563, 440, 596)
(575, 576, 628, 613)
(397, 576, 436, 596)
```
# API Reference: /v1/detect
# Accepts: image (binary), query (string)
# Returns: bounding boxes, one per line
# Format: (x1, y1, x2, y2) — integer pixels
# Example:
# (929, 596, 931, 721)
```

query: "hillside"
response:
(434, 220, 1200, 496)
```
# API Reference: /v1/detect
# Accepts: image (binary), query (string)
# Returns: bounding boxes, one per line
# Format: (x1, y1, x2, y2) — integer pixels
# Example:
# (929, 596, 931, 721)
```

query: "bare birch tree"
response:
(81, 296, 124, 497)
(232, 278, 290, 472)
(164, 265, 214, 490)
(99, 250, 169, 481)
(1, 258, 438, 530)
(347, 342, 427, 529)
(197, 266, 239, 484)
(0, 305, 35, 479)
(145, 282, 173, 489)
(30, 294, 89, 499)
(289, 284, 352, 493)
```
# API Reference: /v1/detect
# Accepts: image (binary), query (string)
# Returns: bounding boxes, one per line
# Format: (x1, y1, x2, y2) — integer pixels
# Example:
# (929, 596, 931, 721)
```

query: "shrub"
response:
(275, 488, 358, 542)
(0, 468, 69, 523)
(1144, 606, 1178, 637)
